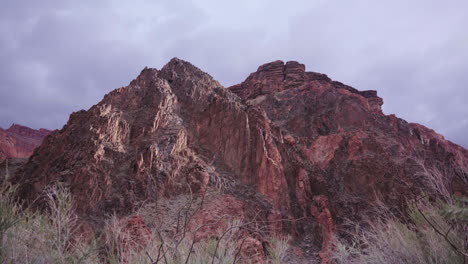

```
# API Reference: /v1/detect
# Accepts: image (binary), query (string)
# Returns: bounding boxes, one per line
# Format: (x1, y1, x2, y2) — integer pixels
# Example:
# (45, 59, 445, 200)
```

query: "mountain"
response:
(10, 58, 468, 263)
(0, 124, 51, 161)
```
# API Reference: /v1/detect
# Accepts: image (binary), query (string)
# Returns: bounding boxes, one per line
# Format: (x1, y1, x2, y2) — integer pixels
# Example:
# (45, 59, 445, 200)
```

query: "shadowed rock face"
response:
(11, 58, 468, 263)
(0, 124, 51, 161)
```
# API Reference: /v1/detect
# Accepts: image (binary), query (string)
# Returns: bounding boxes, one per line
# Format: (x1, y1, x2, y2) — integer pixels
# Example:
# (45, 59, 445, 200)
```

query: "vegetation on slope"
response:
(333, 198, 468, 263)
(0, 180, 290, 264)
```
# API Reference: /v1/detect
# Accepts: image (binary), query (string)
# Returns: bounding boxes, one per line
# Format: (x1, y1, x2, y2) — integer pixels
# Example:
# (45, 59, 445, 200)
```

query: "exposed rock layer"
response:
(11, 59, 468, 263)
(0, 124, 51, 161)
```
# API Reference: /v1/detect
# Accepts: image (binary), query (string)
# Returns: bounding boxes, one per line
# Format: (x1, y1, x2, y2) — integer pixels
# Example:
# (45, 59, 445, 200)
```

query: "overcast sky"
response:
(0, 0, 467, 147)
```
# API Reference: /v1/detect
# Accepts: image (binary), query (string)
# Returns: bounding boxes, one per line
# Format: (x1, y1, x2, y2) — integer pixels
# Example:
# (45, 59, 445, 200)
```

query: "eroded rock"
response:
(10, 58, 468, 263)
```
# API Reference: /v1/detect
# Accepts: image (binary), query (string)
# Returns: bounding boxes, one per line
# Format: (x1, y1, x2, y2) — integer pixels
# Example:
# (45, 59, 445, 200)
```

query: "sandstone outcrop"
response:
(11, 58, 468, 263)
(0, 124, 51, 162)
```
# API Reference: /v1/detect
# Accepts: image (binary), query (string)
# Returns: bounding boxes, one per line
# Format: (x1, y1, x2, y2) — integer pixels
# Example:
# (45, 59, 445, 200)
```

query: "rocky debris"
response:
(0, 124, 51, 161)
(10, 58, 468, 263)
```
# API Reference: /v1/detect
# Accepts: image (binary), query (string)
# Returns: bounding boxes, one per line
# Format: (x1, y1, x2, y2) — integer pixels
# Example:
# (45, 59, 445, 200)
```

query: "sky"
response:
(0, 0, 467, 147)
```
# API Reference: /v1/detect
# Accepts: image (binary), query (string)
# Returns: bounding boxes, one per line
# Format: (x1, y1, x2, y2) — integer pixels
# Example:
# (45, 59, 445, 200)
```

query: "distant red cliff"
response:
(0, 124, 52, 161)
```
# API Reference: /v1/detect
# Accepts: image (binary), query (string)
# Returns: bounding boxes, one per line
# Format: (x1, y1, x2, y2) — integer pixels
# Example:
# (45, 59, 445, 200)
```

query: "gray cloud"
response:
(0, 0, 466, 147)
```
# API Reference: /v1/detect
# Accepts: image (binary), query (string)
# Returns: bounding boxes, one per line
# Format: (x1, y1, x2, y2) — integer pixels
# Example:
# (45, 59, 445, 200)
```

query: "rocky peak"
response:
(284, 61, 306, 81)
(10, 59, 468, 264)
(126, 58, 222, 107)
(230, 60, 385, 118)
(160, 57, 205, 76)
(158, 57, 222, 101)
(7, 124, 51, 138)
(7, 124, 30, 133)
(229, 60, 306, 100)
(230, 60, 380, 105)
(158, 57, 220, 87)
(254, 60, 285, 80)
(254, 60, 306, 81)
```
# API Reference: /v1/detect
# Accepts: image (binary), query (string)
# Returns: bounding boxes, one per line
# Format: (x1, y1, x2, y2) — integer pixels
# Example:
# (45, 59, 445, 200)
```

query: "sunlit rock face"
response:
(11, 58, 468, 263)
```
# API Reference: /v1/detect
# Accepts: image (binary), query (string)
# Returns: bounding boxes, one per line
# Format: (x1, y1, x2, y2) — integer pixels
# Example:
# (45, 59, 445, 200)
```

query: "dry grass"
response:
(1, 183, 100, 263)
(0, 179, 292, 264)
(333, 200, 467, 264)
(266, 235, 290, 264)
(332, 162, 468, 264)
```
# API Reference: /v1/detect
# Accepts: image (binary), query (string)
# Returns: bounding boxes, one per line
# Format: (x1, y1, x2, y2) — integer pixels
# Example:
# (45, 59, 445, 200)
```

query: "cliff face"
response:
(0, 124, 51, 161)
(11, 58, 468, 263)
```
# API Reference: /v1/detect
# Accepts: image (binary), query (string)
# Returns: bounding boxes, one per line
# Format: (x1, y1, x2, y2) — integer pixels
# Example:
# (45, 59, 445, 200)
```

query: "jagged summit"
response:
(255, 60, 306, 79)
(158, 57, 222, 94)
(229, 60, 384, 115)
(161, 57, 201, 72)
(6, 124, 51, 136)
(128, 58, 222, 102)
(10, 58, 468, 263)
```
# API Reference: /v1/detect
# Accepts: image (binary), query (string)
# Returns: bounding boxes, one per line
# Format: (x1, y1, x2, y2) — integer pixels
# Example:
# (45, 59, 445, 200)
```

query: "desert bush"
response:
(443, 197, 468, 222)
(0, 183, 99, 264)
(103, 211, 248, 264)
(1, 180, 291, 264)
(333, 200, 467, 264)
(0, 183, 20, 262)
(267, 235, 290, 264)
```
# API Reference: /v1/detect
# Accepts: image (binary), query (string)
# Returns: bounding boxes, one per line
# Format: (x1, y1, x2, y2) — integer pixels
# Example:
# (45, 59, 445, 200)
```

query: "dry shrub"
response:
(333, 200, 467, 264)
(1, 184, 99, 264)
(1, 177, 291, 264)
(103, 215, 247, 264)
(266, 235, 290, 264)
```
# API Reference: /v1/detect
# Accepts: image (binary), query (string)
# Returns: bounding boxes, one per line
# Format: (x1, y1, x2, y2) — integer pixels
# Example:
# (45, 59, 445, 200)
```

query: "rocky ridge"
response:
(10, 58, 468, 263)
(0, 124, 51, 161)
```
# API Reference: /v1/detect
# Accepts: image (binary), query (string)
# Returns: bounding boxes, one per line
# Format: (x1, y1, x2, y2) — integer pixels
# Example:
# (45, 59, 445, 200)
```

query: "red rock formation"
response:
(188, 195, 245, 242)
(238, 237, 266, 264)
(0, 124, 51, 161)
(310, 195, 335, 264)
(10, 58, 468, 263)
(187, 194, 268, 262)
(121, 215, 152, 250)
